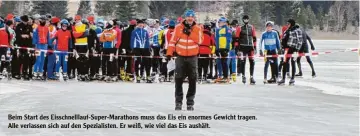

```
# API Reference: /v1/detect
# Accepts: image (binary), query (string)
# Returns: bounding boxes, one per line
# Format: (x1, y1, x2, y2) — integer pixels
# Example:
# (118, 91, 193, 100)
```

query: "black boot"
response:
(187, 105, 194, 111)
(289, 79, 295, 85)
(312, 72, 316, 78)
(295, 72, 302, 77)
(175, 103, 182, 111)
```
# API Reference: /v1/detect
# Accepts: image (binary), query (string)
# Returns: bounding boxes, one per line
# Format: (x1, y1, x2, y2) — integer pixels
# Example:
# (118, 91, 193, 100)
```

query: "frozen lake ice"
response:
(0, 40, 359, 136)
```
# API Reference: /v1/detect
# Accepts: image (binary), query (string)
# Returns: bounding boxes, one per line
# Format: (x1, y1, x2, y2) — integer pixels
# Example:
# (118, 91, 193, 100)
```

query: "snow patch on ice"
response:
(295, 80, 359, 97)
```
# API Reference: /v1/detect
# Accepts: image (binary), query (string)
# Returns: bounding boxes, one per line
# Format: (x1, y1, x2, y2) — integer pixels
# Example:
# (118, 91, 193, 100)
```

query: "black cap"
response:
(287, 19, 295, 27)
(137, 19, 144, 24)
(20, 15, 29, 22)
(242, 15, 249, 20)
(6, 20, 13, 26)
(231, 20, 238, 25)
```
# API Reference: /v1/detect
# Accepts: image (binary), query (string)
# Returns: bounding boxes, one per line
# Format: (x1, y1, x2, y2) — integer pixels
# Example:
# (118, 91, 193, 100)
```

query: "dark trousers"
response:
(19, 49, 31, 77)
(119, 51, 133, 74)
(264, 50, 278, 79)
(175, 56, 198, 106)
(198, 54, 210, 78)
(239, 49, 255, 77)
(296, 56, 315, 75)
(133, 48, 151, 77)
(0, 47, 8, 73)
(76, 46, 89, 75)
(68, 54, 76, 77)
(282, 48, 296, 80)
(102, 48, 117, 76)
(89, 54, 101, 77)
(151, 47, 161, 73)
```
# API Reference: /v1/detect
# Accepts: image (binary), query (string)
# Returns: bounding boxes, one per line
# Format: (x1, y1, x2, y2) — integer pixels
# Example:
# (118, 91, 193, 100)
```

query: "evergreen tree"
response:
(0, 1, 20, 16)
(30, 1, 68, 18)
(77, 0, 92, 17)
(95, 1, 115, 19)
(317, 7, 325, 30)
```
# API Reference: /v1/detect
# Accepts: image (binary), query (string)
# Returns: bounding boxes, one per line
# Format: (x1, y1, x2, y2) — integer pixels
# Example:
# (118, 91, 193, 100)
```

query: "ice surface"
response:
(0, 40, 359, 136)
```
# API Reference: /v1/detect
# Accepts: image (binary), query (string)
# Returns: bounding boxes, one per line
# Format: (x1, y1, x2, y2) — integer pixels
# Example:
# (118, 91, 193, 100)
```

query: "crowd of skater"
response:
(0, 9, 317, 85)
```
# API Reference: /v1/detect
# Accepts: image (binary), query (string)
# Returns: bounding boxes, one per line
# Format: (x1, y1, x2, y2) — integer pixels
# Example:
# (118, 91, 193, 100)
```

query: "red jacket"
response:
(0, 28, 10, 46)
(199, 29, 214, 54)
(115, 26, 122, 48)
(281, 25, 288, 39)
(54, 29, 72, 51)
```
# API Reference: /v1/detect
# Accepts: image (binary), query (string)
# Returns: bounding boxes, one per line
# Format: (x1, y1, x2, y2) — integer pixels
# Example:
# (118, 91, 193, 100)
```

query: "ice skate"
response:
(175, 103, 182, 111)
(23, 74, 30, 81)
(120, 69, 126, 80)
(187, 105, 194, 111)
(289, 79, 295, 86)
(263, 79, 268, 84)
(159, 75, 165, 83)
(105, 76, 112, 83)
(62, 73, 68, 81)
(146, 76, 153, 83)
(111, 76, 118, 82)
(250, 76, 256, 85)
(312, 72, 316, 78)
(278, 72, 282, 79)
(136, 76, 141, 83)
(286, 72, 290, 78)
(0, 73, 4, 80)
(231, 73, 236, 82)
(278, 79, 285, 86)
(242, 76, 246, 84)
(295, 72, 303, 77)
(267, 78, 277, 84)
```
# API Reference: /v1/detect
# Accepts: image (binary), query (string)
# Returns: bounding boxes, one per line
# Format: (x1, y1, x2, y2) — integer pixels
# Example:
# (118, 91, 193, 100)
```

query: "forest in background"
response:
(0, 0, 358, 35)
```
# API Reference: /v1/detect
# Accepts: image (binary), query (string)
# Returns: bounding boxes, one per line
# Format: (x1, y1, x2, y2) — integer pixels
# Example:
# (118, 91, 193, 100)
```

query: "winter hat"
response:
(45, 13, 52, 20)
(0, 19, 4, 28)
(242, 15, 249, 20)
(6, 14, 14, 20)
(265, 21, 274, 27)
(287, 19, 295, 27)
(185, 10, 195, 17)
(39, 15, 47, 22)
(137, 19, 144, 24)
(87, 16, 95, 24)
(6, 20, 13, 26)
(66, 17, 73, 22)
(51, 17, 60, 24)
(129, 19, 137, 25)
(218, 17, 227, 23)
(14, 16, 21, 23)
(231, 20, 238, 25)
(169, 20, 176, 27)
(60, 19, 70, 26)
(177, 17, 183, 23)
(20, 15, 29, 22)
(106, 20, 114, 29)
(33, 14, 41, 20)
(75, 15, 81, 21)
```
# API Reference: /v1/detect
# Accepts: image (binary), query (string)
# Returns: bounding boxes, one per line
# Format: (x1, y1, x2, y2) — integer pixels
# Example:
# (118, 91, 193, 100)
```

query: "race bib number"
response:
(65, 55, 68, 61)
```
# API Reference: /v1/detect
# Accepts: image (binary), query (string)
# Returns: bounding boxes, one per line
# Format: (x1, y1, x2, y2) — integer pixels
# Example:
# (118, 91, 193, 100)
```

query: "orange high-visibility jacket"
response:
(166, 21, 203, 57)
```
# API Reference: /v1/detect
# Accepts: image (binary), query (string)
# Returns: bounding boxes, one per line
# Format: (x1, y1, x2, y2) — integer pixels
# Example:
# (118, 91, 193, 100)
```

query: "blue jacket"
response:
(151, 28, 162, 47)
(259, 30, 280, 51)
(215, 25, 232, 50)
(131, 28, 150, 49)
(32, 27, 51, 48)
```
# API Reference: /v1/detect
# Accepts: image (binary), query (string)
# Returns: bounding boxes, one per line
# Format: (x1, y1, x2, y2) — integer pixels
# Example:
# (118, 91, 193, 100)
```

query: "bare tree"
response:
(329, 1, 346, 32)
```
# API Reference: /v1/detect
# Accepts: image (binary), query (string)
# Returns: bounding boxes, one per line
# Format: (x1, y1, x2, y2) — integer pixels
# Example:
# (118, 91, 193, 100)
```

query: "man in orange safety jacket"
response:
(166, 9, 203, 111)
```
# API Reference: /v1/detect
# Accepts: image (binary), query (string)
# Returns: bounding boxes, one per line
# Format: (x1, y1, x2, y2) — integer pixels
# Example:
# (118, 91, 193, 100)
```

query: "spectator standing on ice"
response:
(166, 9, 203, 111)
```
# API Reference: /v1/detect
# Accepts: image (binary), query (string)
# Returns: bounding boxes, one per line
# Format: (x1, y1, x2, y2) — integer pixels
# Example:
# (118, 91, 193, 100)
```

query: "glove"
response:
(311, 46, 315, 51)
(166, 55, 172, 61)
(84, 29, 89, 36)
(122, 49, 126, 54)
(259, 50, 263, 57)
(183, 27, 191, 36)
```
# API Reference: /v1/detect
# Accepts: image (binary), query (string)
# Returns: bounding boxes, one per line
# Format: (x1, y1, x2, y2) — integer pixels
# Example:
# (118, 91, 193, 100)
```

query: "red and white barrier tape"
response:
(1, 45, 358, 59)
